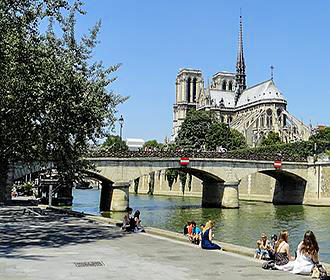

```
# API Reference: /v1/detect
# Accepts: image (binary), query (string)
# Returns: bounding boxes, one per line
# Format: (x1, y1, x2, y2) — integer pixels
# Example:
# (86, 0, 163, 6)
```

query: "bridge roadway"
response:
(0, 206, 309, 280)
(11, 151, 330, 210)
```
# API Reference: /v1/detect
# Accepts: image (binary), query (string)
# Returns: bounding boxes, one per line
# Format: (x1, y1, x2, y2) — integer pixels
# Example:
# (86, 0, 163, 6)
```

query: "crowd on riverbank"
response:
(120, 208, 329, 278)
(254, 230, 329, 278)
(182, 219, 329, 278)
(183, 220, 221, 250)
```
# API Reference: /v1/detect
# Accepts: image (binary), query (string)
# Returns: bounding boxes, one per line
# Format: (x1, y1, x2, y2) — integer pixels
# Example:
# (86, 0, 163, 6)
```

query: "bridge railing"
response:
(86, 148, 305, 162)
(87, 141, 330, 162)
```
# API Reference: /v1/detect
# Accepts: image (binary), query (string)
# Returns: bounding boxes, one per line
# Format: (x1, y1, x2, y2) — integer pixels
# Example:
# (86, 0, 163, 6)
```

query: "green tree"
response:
(175, 110, 213, 150)
(310, 127, 330, 142)
(102, 135, 128, 151)
(176, 110, 246, 151)
(0, 0, 126, 201)
(228, 129, 247, 150)
(142, 140, 163, 150)
(260, 132, 283, 146)
(205, 123, 231, 150)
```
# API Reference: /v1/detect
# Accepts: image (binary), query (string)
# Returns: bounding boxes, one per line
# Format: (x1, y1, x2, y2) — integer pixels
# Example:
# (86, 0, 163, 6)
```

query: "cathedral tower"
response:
(172, 69, 203, 140)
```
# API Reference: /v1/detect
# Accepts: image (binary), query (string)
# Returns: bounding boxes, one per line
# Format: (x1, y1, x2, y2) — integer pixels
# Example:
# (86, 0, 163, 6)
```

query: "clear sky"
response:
(74, 0, 330, 142)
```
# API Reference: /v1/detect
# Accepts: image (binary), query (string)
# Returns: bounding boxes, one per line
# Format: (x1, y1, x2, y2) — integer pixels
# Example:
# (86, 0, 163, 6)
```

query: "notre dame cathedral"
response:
(172, 16, 311, 147)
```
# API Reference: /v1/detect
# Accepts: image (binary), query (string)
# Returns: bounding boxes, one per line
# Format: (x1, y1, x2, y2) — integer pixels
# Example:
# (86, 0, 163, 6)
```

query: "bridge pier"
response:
(100, 181, 130, 212)
(110, 181, 129, 212)
(99, 181, 113, 212)
(221, 181, 240, 208)
(202, 180, 239, 209)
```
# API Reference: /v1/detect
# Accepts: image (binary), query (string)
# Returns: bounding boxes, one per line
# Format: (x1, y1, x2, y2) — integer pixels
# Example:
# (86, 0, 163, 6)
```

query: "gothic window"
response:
(221, 116, 224, 123)
(266, 108, 272, 116)
(192, 78, 197, 102)
(228, 116, 233, 123)
(228, 81, 233, 91)
(261, 115, 264, 127)
(187, 77, 191, 103)
(256, 118, 259, 128)
(222, 80, 227, 90)
(277, 108, 282, 116)
(266, 108, 272, 128)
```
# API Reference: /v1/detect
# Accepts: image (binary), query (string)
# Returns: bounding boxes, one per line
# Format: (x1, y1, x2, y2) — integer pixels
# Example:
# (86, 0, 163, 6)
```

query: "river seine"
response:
(72, 188, 330, 263)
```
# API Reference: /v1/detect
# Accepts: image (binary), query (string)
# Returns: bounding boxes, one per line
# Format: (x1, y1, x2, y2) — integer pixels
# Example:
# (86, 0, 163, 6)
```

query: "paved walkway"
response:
(0, 206, 307, 280)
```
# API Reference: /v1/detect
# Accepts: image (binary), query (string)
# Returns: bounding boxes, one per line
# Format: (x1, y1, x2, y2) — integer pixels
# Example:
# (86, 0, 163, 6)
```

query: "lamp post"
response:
(119, 115, 124, 140)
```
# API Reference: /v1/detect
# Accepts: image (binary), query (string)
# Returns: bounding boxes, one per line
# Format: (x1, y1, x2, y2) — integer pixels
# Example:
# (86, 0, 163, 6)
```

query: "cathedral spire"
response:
(235, 13, 246, 105)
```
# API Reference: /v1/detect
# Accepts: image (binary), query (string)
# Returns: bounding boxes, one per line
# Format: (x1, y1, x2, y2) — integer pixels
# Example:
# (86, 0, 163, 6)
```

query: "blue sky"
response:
(74, 1, 330, 142)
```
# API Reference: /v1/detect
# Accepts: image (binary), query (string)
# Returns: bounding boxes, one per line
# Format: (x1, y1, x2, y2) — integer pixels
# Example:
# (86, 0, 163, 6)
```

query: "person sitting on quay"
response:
(192, 222, 202, 245)
(271, 234, 278, 250)
(121, 207, 135, 232)
(254, 233, 272, 260)
(186, 221, 194, 242)
(201, 220, 221, 250)
(276, 230, 320, 275)
(133, 210, 145, 233)
(183, 221, 191, 236)
(267, 234, 278, 260)
(273, 230, 295, 266)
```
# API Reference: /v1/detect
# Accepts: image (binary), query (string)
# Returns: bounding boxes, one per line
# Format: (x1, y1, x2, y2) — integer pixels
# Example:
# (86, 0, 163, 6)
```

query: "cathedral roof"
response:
(209, 89, 236, 108)
(235, 79, 286, 108)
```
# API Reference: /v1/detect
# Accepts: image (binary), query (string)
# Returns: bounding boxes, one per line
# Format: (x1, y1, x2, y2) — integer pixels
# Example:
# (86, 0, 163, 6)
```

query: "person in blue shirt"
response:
(192, 222, 201, 245)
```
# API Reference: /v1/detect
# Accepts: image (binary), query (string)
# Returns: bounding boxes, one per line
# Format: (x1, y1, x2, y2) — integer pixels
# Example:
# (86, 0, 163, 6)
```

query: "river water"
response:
(72, 188, 330, 263)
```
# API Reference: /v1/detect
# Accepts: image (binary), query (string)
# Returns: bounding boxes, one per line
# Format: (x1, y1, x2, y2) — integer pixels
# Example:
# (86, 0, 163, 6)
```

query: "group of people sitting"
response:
(121, 207, 145, 233)
(183, 220, 221, 250)
(255, 230, 328, 277)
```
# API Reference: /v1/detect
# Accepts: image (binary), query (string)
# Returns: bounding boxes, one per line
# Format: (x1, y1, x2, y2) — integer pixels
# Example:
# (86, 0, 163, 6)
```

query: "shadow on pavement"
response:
(0, 207, 126, 259)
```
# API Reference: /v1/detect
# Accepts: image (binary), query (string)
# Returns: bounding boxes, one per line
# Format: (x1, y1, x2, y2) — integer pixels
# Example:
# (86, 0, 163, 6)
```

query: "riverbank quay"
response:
(85, 214, 330, 270)
(0, 206, 327, 280)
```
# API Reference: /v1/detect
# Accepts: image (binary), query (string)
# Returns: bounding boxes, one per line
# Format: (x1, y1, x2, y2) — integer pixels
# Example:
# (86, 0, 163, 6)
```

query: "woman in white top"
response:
(276, 230, 319, 275)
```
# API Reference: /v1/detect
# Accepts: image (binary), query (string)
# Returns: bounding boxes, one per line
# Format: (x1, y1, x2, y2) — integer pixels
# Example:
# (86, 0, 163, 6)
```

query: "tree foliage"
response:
(142, 140, 163, 150)
(175, 110, 213, 150)
(175, 110, 246, 151)
(260, 132, 283, 146)
(310, 127, 330, 142)
(227, 140, 330, 161)
(205, 123, 246, 151)
(0, 0, 126, 200)
(102, 135, 128, 151)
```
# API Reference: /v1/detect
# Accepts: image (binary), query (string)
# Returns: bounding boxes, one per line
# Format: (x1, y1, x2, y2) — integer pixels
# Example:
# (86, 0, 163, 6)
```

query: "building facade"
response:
(172, 16, 311, 147)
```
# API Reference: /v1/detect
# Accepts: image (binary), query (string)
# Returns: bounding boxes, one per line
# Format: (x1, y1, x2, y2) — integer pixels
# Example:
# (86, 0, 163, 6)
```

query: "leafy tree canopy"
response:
(175, 110, 213, 150)
(260, 132, 283, 146)
(142, 140, 163, 150)
(310, 127, 330, 142)
(0, 0, 126, 200)
(175, 110, 246, 151)
(102, 135, 128, 151)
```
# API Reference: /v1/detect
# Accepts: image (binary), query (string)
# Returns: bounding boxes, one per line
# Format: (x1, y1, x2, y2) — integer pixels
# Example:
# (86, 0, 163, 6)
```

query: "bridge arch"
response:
(238, 169, 307, 205)
(259, 170, 307, 204)
(131, 167, 236, 208)
(131, 167, 224, 193)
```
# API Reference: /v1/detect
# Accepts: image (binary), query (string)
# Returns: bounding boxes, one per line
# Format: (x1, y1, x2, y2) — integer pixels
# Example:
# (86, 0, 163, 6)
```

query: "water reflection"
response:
(72, 189, 330, 262)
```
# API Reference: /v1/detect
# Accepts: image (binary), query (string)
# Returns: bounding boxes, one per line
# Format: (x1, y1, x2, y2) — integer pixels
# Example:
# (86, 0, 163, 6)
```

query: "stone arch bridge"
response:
(12, 152, 328, 211)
